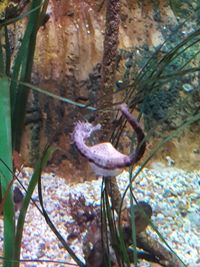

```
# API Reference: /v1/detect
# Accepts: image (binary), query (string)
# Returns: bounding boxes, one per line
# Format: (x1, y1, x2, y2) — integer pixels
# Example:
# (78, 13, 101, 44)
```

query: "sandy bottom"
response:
(0, 164, 199, 267)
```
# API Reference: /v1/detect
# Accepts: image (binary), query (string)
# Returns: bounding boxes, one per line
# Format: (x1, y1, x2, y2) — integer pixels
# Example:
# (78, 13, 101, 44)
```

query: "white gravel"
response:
(0, 164, 199, 267)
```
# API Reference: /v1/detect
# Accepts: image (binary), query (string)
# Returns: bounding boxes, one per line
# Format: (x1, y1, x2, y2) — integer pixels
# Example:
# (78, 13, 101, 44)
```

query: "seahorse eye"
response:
(84, 123, 92, 132)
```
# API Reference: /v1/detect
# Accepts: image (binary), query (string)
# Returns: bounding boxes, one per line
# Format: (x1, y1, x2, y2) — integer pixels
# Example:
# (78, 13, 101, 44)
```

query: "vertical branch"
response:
(105, 176, 123, 213)
(97, 0, 120, 141)
(98, 0, 122, 222)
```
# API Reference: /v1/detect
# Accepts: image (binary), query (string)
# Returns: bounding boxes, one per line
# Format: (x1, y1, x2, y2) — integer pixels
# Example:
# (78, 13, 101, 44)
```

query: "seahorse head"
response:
(72, 121, 101, 142)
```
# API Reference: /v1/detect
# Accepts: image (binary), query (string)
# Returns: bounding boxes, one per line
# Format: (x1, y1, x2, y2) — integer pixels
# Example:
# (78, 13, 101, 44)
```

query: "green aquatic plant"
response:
(169, 0, 199, 18)
(8, 0, 49, 151)
(111, 24, 200, 145)
(0, 77, 15, 267)
(0, 1, 50, 267)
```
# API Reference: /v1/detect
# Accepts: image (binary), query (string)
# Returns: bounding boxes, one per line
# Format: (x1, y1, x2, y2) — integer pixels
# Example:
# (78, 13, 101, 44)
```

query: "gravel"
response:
(0, 164, 199, 267)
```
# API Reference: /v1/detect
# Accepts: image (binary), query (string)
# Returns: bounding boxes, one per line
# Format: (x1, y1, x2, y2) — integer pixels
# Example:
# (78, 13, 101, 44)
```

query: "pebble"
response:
(156, 213, 165, 221)
(182, 83, 193, 92)
(187, 212, 200, 227)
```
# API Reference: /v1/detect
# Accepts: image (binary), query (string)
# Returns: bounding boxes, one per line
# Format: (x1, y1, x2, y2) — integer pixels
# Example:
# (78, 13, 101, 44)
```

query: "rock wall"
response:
(17, 0, 199, 179)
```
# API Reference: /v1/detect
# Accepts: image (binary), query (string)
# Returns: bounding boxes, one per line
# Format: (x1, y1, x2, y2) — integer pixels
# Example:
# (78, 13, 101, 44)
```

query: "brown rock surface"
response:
(14, 0, 199, 180)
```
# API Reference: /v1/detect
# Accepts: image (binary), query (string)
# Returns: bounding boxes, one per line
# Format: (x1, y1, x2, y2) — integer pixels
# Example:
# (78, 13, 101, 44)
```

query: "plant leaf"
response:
(0, 76, 15, 267)
(14, 145, 56, 267)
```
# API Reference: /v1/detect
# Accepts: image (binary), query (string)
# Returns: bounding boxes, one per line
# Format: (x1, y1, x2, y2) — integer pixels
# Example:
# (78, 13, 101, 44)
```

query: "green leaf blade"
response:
(0, 77, 15, 267)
